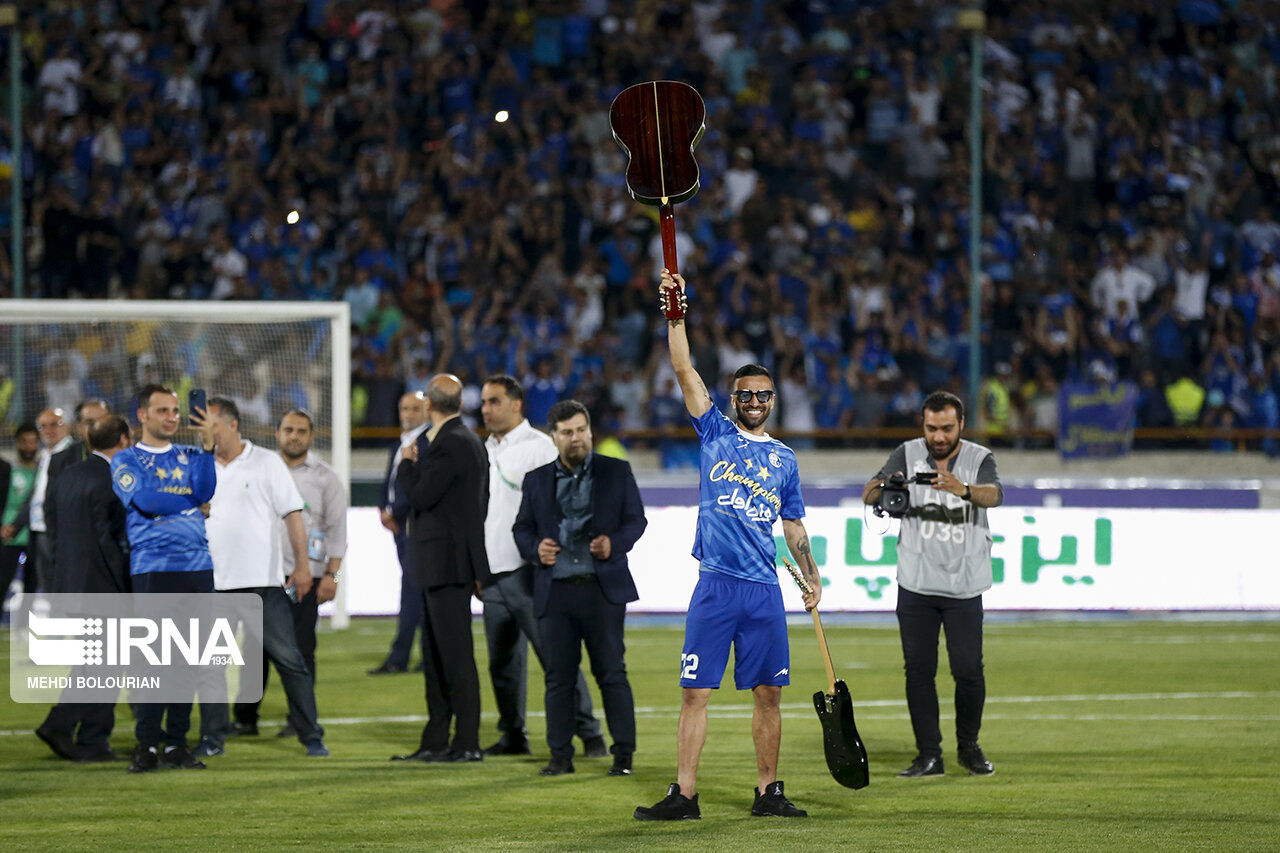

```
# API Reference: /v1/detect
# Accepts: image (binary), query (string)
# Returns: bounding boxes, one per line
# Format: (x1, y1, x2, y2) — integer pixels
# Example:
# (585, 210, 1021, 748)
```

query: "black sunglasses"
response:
(734, 390, 775, 404)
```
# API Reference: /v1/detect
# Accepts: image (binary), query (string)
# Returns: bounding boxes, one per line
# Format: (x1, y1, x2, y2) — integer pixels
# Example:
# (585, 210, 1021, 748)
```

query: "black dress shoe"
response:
(608, 753, 633, 776)
(441, 749, 483, 763)
(634, 783, 701, 821)
(227, 721, 259, 737)
(35, 726, 78, 761)
(76, 747, 127, 763)
(127, 744, 159, 773)
(368, 662, 408, 675)
(390, 747, 448, 762)
(484, 736, 532, 756)
(897, 754, 945, 778)
(958, 744, 995, 776)
(581, 735, 609, 758)
(540, 755, 575, 776)
(751, 781, 808, 817)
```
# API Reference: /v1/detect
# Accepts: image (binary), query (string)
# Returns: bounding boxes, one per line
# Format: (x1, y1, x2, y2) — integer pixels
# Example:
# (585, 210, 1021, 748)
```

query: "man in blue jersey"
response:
(111, 384, 218, 772)
(635, 270, 823, 821)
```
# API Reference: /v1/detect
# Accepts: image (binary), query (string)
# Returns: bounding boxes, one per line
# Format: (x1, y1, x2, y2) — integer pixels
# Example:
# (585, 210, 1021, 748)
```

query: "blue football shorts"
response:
(679, 570, 790, 690)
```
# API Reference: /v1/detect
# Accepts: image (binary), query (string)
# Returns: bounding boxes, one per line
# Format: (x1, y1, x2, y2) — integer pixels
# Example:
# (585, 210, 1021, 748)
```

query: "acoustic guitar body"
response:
(609, 80, 706, 206)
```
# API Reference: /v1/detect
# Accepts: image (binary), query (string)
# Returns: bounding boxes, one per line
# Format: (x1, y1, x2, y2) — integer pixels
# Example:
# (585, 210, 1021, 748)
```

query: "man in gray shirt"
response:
(862, 390, 1002, 779)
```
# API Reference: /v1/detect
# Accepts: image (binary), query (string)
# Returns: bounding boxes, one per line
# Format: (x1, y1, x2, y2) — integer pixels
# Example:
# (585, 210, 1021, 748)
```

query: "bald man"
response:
(391, 376, 492, 763)
(370, 392, 430, 674)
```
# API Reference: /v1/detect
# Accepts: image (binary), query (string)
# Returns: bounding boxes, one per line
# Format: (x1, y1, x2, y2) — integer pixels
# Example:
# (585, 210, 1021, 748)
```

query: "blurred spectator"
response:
(3, 0, 1279, 452)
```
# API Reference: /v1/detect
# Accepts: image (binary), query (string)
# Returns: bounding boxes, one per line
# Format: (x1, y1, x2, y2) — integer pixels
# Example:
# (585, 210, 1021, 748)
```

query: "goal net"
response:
(0, 300, 352, 627)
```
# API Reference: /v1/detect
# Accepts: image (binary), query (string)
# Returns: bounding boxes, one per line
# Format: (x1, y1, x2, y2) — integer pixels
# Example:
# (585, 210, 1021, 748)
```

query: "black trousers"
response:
(539, 577, 635, 759)
(418, 583, 480, 754)
(42, 697, 116, 751)
(481, 565, 601, 742)
(133, 569, 215, 748)
(237, 576, 320, 728)
(896, 586, 985, 758)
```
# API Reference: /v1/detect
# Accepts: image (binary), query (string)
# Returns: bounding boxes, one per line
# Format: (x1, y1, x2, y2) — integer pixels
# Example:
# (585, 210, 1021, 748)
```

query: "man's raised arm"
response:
(660, 269, 712, 419)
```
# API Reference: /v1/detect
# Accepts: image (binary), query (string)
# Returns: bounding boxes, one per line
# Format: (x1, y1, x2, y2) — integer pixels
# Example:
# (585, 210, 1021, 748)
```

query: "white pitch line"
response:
(2, 691, 1274, 737)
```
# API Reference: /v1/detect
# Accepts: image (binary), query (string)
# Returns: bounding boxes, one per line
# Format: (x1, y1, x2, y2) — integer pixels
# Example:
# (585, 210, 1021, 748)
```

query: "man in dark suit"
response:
(513, 400, 647, 778)
(392, 375, 490, 763)
(36, 415, 132, 762)
(370, 392, 429, 674)
(4, 400, 108, 593)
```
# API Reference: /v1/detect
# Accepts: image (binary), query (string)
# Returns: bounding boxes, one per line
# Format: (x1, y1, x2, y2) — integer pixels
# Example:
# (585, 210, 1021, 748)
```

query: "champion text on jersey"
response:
(708, 461, 782, 511)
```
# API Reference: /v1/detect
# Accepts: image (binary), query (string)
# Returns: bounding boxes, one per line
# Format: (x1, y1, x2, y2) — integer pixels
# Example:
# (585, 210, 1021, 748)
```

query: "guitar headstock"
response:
(782, 557, 811, 595)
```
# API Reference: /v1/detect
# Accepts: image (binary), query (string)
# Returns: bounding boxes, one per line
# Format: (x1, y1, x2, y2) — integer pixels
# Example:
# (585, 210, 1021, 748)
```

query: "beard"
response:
(929, 435, 960, 459)
(734, 401, 769, 429)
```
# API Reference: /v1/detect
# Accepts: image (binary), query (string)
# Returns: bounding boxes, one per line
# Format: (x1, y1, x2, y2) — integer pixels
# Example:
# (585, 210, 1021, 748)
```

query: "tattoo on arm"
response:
(696, 379, 711, 405)
(794, 535, 820, 583)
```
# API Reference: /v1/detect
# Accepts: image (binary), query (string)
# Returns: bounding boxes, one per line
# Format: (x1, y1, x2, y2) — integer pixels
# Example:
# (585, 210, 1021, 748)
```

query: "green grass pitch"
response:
(2, 616, 1277, 851)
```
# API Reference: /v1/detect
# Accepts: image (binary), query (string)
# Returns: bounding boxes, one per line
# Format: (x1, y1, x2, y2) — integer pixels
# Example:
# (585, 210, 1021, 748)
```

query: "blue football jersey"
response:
(691, 407, 805, 584)
(111, 443, 217, 575)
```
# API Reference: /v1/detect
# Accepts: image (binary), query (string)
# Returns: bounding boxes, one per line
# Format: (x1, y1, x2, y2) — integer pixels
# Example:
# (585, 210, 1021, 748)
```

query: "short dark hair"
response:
(207, 396, 241, 426)
(733, 364, 773, 383)
(547, 399, 590, 431)
(922, 390, 965, 422)
(279, 408, 314, 429)
(14, 422, 37, 440)
(74, 398, 110, 421)
(137, 383, 176, 410)
(425, 383, 461, 416)
(482, 374, 524, 405)
(89, 415, 131, 451)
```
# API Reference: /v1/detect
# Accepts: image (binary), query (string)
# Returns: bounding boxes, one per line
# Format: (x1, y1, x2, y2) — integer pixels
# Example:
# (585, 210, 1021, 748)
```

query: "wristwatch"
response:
(963, 483, 972, 501)
(324, 569, 343, 583)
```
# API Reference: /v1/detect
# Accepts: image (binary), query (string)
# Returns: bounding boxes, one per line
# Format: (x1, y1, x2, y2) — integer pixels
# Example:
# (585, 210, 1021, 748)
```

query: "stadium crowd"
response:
(2, 0, 1280, 444)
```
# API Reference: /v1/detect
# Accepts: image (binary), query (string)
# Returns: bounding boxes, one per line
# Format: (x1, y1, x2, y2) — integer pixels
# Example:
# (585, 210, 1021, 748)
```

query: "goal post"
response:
(1, 299, 353, 628)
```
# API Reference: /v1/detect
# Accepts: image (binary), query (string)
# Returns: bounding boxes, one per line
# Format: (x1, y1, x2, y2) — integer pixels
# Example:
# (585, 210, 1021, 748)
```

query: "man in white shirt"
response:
(479, 376, 605, 758)
(195, 397, 329, 759)
(1090, 252, 1157, 319)
(38, 44, 82, 116)
(233, 409, 348, 739)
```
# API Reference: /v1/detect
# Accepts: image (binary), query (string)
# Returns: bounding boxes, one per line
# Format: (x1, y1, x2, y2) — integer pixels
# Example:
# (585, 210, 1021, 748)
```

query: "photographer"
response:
(861, 391, 1002, 779)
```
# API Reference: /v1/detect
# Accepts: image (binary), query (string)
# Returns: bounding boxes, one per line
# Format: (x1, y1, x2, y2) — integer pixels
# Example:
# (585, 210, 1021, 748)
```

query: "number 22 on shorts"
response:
(680, 653, 699, 680)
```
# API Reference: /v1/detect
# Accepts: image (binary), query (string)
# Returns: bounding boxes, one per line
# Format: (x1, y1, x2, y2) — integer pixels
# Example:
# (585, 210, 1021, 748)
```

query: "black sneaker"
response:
(127, 745, 159, 773)
(160, 745, 207, 770)
(608, 753, 633, 776)
(635, 783, 700, 821)
(958, 744, 994, 776)
(897, 754, 945, 778)
(751, 781, 808, 817)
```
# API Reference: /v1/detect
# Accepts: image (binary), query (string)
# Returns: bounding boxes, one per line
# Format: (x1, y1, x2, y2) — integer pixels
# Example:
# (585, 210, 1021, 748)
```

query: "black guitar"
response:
(785, 560, 870, 789)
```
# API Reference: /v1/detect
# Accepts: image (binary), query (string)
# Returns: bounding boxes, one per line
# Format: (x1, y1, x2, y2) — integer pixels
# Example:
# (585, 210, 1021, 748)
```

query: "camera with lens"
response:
(874, 471, 937, 519)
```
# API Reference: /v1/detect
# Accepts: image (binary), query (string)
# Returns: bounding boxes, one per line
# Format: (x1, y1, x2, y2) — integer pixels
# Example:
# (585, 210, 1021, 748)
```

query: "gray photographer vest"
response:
(896, 438, 994, 599)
